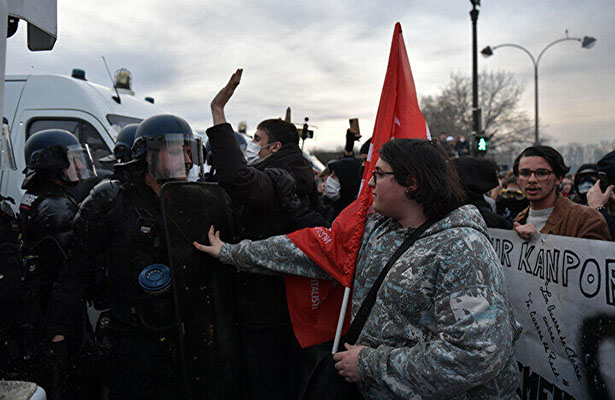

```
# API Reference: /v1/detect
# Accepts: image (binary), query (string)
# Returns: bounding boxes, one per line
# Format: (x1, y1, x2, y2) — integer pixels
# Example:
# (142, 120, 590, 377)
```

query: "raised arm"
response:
(210, 69, 243, 126)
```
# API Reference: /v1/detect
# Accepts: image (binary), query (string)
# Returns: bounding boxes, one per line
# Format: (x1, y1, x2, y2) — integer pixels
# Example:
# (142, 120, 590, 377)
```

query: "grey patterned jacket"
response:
(220, 205, 521, 399)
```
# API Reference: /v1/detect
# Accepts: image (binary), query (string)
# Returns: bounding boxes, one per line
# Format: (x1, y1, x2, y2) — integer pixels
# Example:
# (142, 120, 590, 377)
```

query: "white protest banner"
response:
(488, 229, 615, 400)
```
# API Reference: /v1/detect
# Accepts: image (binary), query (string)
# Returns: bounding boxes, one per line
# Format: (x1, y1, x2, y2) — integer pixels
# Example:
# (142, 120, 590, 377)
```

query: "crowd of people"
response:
(468, 142, 614, 242)
(0, 68, 614, 400)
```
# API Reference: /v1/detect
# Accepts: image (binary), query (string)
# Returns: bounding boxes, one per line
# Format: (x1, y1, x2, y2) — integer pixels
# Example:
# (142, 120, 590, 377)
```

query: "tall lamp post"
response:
(470, 0, 481, 141)
(481, 32, 596, 145)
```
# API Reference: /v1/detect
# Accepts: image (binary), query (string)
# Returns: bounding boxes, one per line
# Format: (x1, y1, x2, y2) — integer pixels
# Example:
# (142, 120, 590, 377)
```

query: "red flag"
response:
(286, 22, 430, 348)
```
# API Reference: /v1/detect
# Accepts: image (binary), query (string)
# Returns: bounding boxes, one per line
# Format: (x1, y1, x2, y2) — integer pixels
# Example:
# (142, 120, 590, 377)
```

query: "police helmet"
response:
(132, 114, 201, 180)
(100, 123, 139, 163)
(22, 129, 97, 189)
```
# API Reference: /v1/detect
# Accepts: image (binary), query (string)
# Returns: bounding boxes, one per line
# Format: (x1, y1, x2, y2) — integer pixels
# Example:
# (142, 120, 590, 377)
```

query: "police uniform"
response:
(14, 129, 100, 398)
(48, 115, 239, 400)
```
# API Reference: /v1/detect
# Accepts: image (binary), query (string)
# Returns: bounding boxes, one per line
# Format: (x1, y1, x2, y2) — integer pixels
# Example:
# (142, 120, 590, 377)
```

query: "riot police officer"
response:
(47, 114, 239, 400)
(99, 123, 139, 165)
(17, 128, 98, 398)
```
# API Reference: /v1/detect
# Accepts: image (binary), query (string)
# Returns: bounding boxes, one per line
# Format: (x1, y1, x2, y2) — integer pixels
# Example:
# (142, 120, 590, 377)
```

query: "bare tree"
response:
(421, 71, 535, 160)
(555, 140, 615, 174)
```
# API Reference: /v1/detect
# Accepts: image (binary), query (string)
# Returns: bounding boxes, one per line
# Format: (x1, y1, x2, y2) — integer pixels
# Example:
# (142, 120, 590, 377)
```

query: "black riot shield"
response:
(159, 181, 241, 399)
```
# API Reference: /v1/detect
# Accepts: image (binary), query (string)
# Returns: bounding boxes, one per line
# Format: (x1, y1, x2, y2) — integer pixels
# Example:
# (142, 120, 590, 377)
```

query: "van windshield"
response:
(107, 114, 143, 136)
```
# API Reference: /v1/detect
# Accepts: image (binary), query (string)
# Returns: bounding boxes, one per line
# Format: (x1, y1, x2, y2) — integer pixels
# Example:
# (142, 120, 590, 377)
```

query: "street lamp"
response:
(481, 32, 597, 145)
(469, 0, 481, 141)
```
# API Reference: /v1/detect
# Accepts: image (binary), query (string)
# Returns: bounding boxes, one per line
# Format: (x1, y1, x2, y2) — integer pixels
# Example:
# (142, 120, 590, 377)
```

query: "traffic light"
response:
(476, 136, 489, 153)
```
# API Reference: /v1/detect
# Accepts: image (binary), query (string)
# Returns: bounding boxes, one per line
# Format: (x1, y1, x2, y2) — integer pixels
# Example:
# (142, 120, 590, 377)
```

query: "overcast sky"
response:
(6, 0, 614, 151)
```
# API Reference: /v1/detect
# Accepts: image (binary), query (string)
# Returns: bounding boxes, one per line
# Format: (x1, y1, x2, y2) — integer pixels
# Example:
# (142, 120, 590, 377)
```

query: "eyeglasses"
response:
(517, 168, 553, 181)
(500, 189, 525, 200)
(371, 170, 395, 184)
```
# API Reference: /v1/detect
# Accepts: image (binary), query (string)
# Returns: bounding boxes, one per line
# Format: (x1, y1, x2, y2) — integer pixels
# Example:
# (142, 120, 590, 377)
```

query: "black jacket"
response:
(18, 181, 79, 323)
(206, 123, 327, 327)
(18, 181, 78, 258)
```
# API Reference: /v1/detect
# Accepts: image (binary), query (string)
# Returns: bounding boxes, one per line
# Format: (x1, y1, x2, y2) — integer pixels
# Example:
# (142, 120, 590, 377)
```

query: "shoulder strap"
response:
(344, 218, 436, 344)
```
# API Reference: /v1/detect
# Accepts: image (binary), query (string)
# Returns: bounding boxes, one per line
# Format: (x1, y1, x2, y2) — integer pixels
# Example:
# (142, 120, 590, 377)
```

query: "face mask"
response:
(324, 176, 341, 201)
(576, 179, 595, 195)
(245, 141, 273, 165)
(496, 197, 529, 219)
(459, 137, 466, 143)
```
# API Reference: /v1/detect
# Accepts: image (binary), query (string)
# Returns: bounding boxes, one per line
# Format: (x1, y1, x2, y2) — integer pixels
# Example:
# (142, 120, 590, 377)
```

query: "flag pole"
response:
(331, 286, 351, 354)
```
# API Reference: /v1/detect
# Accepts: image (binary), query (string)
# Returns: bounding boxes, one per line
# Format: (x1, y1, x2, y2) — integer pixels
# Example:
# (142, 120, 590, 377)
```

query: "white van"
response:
(0, 72, 166, 209)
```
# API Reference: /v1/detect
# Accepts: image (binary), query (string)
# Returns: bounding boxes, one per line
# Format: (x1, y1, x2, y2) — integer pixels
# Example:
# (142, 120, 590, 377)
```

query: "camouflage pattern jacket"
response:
(220, 205, 521, 399)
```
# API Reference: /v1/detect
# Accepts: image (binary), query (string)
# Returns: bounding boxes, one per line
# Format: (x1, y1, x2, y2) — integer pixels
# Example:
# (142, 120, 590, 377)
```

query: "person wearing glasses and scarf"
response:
(512, 146, 609, 241)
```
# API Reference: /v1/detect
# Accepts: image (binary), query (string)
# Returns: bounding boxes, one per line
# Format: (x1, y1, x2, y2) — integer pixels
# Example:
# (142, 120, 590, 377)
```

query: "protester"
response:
(319, 157, 362, 222)
(587, 150, 615, 240)
(453, 156, 512, 229)
(445, 135, 456, 157)
(570, 163, 599, 205)
(454, 134, 470, 156)
(512, 146, 610, 241)
(207, 69, 328, 400)
(496, 175, 529, 225)
(195, 138, 521, 400)
(359, 137, 371, 166)
(488, 169, 508, 202)
(316, 125, 364, 222)
(561, 174, 573, 198)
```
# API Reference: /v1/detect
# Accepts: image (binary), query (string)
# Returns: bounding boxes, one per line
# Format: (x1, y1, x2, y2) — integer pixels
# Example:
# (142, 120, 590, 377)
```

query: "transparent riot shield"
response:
(159, 181, 241, 399)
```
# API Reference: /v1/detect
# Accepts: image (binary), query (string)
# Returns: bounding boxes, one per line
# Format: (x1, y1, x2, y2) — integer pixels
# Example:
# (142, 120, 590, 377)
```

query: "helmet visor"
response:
(1, 121, 17, 170)
(64, 144, 97, 182)
(146, 134, 199, 180)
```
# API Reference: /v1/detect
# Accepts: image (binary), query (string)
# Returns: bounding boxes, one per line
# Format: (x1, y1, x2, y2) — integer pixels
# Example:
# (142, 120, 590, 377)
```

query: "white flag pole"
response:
(331, 286, 351, 354)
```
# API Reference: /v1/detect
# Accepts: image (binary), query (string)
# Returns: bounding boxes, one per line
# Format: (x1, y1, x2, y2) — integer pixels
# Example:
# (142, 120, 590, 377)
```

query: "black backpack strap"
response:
(344, 218, 436, 344)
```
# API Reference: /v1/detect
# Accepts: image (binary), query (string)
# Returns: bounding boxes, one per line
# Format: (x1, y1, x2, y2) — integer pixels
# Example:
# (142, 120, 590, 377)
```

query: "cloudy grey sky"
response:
(6, 0, 614, 151)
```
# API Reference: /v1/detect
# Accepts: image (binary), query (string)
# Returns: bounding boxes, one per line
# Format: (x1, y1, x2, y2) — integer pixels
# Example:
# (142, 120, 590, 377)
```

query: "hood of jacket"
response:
(422, 204, 490, 240)
(328, 157, 361, 207)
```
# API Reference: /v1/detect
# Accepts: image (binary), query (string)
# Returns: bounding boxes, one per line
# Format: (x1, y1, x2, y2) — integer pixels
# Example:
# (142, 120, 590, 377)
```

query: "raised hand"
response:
(210, 69, 243, 125)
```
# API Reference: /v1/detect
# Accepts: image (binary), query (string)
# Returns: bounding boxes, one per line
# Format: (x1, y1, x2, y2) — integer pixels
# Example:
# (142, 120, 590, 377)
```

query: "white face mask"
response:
(245, 141, 273, 165)
(324, 176, 341, 201)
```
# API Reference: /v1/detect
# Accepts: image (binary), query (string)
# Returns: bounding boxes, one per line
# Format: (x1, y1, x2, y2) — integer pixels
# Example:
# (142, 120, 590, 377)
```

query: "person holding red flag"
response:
(195, 138, 520, 399)
(284, 22, 433, 350)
